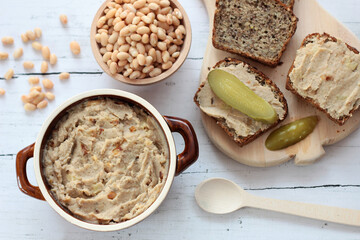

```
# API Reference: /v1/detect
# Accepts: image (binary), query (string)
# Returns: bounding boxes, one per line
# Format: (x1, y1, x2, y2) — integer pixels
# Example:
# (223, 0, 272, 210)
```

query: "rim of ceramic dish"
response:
(33, 89, 176, 231)
(90, 0, 192, 85)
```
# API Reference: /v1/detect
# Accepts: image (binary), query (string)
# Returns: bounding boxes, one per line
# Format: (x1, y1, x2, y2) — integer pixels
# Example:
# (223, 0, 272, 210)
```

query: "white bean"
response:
(42, 78, 54, 89)
(37, 100, 48, 109)
(60, 14, 68, 24)
(34, 28, 42, 39)
(103, 52, 112, 62)
(157, 41, 167, 51)
(26, 30, 36, 41)
(41, 61, 48, 73)
(45, 92, 55, 101)
(50, 54, 57, 65)
(28, 77, 40, 85)
(42, 46, 50, 60)
(21, 34, 29, 43)
(4, 69, 14, 80)
(0, 52, 8, 60)
(110, 61, 118, 74)
(162, 61, 172, 70)
(149, 68, 162, 77)
(117, 52, 130, 60)
(23, 61, 34, 69)
(32, 41, 42, 50)
(137, 54, 146, 65)
(129, 70, 141, 79)
(2, 36, 14, 45)
(24, 103, 36, 111)
(70, 41, 81, 55)
(59, 72, 70, 80)
(136, 42, 145, 54)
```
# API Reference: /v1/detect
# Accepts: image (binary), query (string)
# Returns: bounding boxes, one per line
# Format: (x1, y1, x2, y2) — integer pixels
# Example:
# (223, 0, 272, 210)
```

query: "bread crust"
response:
(212, 0, 298, 67)
(194, 58, 288, 147)
(279, 0, 295, 9)
(286, 33, 360, 126)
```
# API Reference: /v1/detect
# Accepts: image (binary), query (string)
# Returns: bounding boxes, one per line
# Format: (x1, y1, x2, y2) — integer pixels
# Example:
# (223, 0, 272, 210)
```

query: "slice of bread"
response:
(279, 0, 294, 9)
(212, 0, 298, 67)
(286, 33, 360, 126)
(194, 58, 288, 147)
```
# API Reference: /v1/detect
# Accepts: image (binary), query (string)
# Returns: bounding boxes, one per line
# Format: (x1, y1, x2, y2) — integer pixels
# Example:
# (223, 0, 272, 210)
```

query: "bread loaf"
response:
(212, 0, 298, 67)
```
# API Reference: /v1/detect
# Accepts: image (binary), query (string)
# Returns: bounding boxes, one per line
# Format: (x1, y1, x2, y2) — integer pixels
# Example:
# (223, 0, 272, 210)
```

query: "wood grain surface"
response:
(199, 0, 360, 167)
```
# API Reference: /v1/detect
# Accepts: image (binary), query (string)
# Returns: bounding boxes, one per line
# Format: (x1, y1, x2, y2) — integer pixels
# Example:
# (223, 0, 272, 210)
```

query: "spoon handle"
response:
(244, 193, 360, 227)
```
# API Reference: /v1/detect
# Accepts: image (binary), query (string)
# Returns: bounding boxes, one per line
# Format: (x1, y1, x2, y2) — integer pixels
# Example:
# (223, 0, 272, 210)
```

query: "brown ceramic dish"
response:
(16, 89, 199, 231)
(90, 0, 192, 85)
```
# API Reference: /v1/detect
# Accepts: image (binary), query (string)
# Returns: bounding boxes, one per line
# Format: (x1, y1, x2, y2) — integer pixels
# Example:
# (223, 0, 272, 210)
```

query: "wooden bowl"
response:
(90, 0, 192, 85)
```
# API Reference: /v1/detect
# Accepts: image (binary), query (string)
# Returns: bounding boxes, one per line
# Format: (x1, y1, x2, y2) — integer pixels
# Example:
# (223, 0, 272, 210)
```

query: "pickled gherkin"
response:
(208, 69, 278, 124)
(265, 116, 319, 151)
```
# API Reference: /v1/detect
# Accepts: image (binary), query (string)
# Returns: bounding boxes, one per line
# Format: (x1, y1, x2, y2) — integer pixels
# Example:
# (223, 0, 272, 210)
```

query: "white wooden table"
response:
(1, 0, 360, 239)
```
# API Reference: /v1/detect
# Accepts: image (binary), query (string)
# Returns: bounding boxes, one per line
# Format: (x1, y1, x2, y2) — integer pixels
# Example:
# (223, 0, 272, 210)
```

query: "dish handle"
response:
(163, 116, 199, 176)
(16, 143, 45, 200)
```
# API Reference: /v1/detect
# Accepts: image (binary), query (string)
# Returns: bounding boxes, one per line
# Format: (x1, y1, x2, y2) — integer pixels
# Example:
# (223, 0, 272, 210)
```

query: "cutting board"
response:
(199, 0, 360, 167)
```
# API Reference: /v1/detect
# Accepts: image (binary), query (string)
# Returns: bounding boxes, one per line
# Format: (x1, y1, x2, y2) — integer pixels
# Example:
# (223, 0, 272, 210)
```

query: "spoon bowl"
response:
(195, 178, 246, 214)
(195, 177, 360, 227)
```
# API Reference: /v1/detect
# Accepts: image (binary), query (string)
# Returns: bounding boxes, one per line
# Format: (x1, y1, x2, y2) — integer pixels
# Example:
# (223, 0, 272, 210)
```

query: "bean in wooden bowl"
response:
(90, 0, 192, 85)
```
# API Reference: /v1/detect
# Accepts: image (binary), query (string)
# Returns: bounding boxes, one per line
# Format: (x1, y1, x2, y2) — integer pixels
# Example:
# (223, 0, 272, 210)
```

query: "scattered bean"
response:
(70, 41, 81, 55)
(42, 46, 50, 60)
(42, 78, 54, 89)
(45, 92, 55, 101)
(0, 88, 5, 95)
(21, 34, 29, 43)
(32, 41, 42, 51)
(34, 28, 42, 39)
(0, 52, 8, 60)
(28, 77, 40, 85)
(32, 92, 46, 105)
(41, 61, 48, 73)
(59, 72, 70, 80)
(60, 14, 68, 25)
(30, 86, 42, 92)
(2, 36, 14, 45)
(26, 30, 36, 41)
(13, 48, 23, 59)
(37, 100, 48, 109)
(50, 54, 57, 65)
(23, 61, 34, 69)
(24, 103, 36, 111)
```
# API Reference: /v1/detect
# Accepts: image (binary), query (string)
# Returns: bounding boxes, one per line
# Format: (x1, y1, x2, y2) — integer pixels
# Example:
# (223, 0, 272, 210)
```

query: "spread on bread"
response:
(194, 58, 288, 147)
(208, 69, 278, 124)
(287, 33, 360, 125)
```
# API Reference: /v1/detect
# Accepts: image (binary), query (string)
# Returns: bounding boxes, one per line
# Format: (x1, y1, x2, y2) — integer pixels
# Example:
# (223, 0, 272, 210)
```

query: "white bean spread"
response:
(43, 98, 169, 224)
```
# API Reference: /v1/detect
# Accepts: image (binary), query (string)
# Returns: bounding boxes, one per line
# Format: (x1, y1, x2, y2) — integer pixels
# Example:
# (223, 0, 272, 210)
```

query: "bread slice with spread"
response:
(287, 33, 360, 126)
(212, 0, 298, 67)
(194, 58, 288, 147)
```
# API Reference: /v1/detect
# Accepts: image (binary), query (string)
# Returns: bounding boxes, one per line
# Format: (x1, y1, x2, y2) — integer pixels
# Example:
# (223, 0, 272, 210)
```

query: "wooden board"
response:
(199, 0, 360, 167)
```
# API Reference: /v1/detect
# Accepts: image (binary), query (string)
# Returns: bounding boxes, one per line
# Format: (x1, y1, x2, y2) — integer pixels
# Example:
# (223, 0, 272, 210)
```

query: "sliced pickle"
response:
(208, 69, 278, 124)
(265, 116, 319, 151)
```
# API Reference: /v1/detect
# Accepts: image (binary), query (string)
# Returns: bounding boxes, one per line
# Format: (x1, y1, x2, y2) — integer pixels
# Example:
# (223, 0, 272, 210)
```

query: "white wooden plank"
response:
(0, 0, 360, 239)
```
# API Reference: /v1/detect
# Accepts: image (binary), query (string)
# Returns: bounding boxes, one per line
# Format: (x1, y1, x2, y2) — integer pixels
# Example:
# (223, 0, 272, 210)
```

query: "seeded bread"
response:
(286, 33, 360, 126)
(212, 0, 298, 67)
(194, 58, 288, 147)
(279, 0, 295, 9)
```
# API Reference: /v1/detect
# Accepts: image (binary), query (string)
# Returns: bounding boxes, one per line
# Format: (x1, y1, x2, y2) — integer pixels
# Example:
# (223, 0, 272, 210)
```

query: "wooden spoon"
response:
(195, 178, 360, 227)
